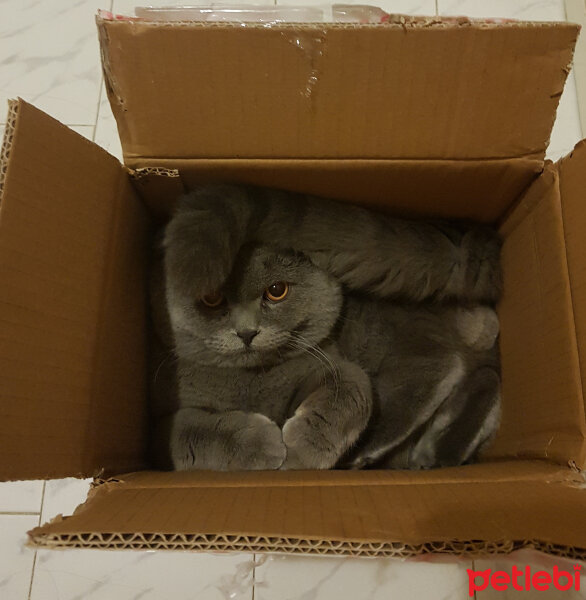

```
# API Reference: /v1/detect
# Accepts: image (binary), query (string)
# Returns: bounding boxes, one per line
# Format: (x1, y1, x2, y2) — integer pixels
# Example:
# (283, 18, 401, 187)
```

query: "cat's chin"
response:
(195, 345, 303, 369)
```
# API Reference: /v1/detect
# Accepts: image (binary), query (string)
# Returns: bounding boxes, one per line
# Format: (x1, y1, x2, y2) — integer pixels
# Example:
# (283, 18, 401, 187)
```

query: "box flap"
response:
(491, 159, 586, 467)
(29, 462, 586, 559)
(0, 99, 150, 481)
(557, 141, 586, 441)
(97, 18, 579, 162)
(132, 156, 542, 223)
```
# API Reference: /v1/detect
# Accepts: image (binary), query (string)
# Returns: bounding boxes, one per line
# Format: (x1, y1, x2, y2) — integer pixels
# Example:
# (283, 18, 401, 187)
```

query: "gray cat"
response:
(151, 185, 502, 471)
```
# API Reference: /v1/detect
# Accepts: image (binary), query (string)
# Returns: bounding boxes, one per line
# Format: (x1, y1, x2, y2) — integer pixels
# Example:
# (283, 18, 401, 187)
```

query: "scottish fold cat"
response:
(151, 185, 501, 470)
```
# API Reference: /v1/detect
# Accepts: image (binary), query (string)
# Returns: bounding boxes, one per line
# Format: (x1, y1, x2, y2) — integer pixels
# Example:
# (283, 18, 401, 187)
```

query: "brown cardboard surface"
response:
(0, 10, 583, 561)
(131, 157, 542, 223)
(29, 462, 586, 557)
(98, 19, 578, 161)
(558, 141, 586, 434)
(490, 162, 586, 466)
(0, 100, 150, 481)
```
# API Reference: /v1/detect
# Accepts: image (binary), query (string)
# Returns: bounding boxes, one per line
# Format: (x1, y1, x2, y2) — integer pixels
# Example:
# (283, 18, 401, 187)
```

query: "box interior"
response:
(1, 16, 585, 556)
(1, 97, 585, 479)
(134, 149, 586, 472)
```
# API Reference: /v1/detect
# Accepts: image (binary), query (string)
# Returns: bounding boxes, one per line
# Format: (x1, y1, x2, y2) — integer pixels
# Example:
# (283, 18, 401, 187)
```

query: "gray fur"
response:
(164, 184, 502, 306)
(152, 191, 502, 471)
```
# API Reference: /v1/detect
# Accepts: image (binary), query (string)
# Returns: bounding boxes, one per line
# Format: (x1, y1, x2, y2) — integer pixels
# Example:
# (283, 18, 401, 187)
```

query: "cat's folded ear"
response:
(163, 203, 232, 298)
(163, 186, 255, 297)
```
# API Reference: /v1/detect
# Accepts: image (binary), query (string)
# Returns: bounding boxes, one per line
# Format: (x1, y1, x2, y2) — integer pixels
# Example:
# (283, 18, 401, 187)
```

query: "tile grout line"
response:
(0, 511, 40, 516)
(38, 481, 46, 526)
(252, 553, 256, 600)
(58, 124, 96, 128)
(27, 550, 38, 600)
(472, 558, 477, 600)
(27, 481, 46, 600)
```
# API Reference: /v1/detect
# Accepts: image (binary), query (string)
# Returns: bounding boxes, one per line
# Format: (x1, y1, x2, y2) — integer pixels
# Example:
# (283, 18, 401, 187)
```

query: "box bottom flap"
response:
(29, 461, 586, 559)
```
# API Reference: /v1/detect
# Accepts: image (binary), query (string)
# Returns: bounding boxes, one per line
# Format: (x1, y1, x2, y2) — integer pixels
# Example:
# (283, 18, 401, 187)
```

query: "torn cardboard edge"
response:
(130, 167, 180, 179)
(96, 13, 580, 30)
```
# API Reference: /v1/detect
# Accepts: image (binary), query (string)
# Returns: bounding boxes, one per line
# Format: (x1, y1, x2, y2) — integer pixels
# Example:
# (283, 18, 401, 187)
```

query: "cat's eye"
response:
(201, 291, 224, 308)
(265, 282, 289, 302)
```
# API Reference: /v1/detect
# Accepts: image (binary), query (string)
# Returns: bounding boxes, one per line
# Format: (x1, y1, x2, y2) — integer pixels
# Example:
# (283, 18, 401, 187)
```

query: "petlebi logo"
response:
(467, 564, 582, 596)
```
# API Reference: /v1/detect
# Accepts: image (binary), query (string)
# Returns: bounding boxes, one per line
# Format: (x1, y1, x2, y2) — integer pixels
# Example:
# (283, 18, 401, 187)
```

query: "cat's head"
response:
(164, 243, 343, 368)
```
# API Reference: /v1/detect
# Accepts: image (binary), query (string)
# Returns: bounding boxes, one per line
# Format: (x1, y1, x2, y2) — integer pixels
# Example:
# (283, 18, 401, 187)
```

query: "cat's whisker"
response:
(153, 351, 178, 384)
(293, 333, 341, 378)
(336, 315, 360, 325)
(289, 334, 341, 401)
(296, 341, 341, 392)
(285, 341, 331, 388)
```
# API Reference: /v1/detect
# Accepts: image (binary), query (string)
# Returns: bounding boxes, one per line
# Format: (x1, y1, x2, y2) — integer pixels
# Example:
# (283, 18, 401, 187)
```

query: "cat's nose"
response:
(236, 329, 259, 346)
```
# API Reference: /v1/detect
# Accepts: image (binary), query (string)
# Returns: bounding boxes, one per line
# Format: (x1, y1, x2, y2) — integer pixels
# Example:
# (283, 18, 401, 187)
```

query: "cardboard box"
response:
(1, 14, 586, 559)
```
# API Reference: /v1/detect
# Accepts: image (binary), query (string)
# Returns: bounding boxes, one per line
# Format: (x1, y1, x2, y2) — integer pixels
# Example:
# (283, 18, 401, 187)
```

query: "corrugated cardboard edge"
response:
(128, 167, 185, 220)
(130, 167, 180, 179)
(26, 532, 586, 561)
(0, 99, 18, 201)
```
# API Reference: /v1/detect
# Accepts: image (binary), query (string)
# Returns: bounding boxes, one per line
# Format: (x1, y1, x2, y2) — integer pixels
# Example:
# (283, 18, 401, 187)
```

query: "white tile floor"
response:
(1, 0, 585, 598)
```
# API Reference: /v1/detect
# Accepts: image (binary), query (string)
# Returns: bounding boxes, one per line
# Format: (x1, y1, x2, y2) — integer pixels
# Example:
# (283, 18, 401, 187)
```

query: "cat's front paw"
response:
(280, 413, 339, 470)
(230, 413, 287, 470)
